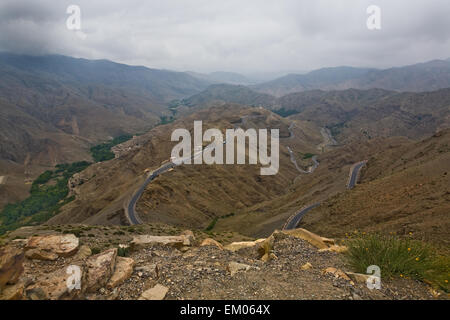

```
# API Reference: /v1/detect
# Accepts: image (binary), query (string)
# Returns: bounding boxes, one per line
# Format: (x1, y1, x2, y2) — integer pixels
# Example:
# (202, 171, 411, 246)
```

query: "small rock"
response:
(135, 264, 159, 278)
(107, 257, 135, 289)
(322, 267, 354, 285)
(0, 246, 24, 290)
(224, 239, 265, 252)
(346, 272, 371, 284)
(227, 262, 251, 276)
(301, 262, 313, 270)
(139, 284, 169, 300)
(200, 238, 224, 250)
(84, 248, 117, 293)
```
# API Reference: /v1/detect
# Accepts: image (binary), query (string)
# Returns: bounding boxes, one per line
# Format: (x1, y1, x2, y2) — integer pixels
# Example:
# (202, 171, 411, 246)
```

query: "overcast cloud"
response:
(1, 0, 449, 74)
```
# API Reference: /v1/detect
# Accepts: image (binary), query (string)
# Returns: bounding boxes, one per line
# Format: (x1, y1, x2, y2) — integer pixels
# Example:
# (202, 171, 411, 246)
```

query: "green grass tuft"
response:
(344, 233, 449, 292)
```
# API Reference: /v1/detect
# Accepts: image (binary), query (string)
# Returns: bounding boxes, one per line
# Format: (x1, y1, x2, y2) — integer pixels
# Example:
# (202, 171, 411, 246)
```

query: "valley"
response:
(0, 54, 449, 300)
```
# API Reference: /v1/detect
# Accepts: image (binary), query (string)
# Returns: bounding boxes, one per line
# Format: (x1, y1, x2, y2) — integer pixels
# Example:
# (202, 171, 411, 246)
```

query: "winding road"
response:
(125, 140, 224, 225)
(347, 161, 367, 189)
(283, 203, 321, 230)
(125, 119, 366, 230)
(282, 160, 367, 230)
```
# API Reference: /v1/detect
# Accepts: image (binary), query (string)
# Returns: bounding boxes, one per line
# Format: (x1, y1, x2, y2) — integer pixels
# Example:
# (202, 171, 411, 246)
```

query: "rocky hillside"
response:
(0, 226, 444, 300)
(0, 52, 212, 172)
(300, 129, 450, 249)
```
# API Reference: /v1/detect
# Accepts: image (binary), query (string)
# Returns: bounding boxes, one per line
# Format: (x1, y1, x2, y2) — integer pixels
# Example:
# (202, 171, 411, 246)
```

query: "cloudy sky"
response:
(1, 0, 449, 74)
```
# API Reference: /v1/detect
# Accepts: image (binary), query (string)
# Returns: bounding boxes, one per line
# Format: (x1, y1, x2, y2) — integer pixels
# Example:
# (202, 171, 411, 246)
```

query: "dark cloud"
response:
(0, 0, 449, 73)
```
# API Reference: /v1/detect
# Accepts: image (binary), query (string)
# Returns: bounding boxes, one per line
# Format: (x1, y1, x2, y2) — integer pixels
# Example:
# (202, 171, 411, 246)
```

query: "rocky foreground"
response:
(0, 228, 445, 300)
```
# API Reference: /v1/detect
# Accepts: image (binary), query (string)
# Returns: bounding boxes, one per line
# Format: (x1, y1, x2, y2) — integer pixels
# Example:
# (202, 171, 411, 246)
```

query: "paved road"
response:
(126, 162, 175, 225)
(284, 203, 321, 230)
(286, 123, 319, 174)
(283, 160, 366, 230)
(347, 161, 366, 189)
(126, 140, 225, 225)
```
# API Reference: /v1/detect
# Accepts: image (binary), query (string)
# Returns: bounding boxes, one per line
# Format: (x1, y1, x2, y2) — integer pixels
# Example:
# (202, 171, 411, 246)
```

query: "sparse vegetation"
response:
(90, 134, 133, 162)
(0, 161, 91, 235)
(273, 108, 300, 117)
(159, 115, 175, 125)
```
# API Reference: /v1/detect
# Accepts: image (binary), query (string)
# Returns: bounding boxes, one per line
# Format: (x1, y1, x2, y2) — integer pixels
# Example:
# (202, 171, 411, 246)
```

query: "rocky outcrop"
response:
(0, 246, 24, 290)
(130, 234, 193, 250)
(107, 257, 135, 289)
(139, 284, 169, 300)
(282, 228, 335, 250)
(25, 234, 79, 260)
(26, 266, 83, 300)
(224, 239, 265, 252)
(84, 248, 117, 293)
(200, 238, 224, 250)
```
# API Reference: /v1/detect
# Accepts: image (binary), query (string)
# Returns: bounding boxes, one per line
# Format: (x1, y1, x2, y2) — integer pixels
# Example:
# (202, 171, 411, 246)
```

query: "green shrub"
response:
(344, 233, 449, 291)
(90, 135, 132, 163)
(205, 217, 218, 231)
(91, 247, 101, 255)
(117, 246, 130, 257)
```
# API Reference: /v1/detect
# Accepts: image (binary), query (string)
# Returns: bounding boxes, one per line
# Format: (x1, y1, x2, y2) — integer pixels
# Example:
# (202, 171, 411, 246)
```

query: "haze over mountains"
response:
(252, 59, 450, 96)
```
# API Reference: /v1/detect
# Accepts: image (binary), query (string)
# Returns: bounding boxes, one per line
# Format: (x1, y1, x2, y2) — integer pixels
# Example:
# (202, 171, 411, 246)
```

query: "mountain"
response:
(253, 67, 375, 96)
(179, 84, 450, 143)
(187, 71, 256, 85)
(0, 53, 213, 167)
(300, 129, 450, 249)
(46, 105, 316, 227)
(283, 88, 450, 142)
(179, 84, 277, 109)
(253, 59, 450, 96)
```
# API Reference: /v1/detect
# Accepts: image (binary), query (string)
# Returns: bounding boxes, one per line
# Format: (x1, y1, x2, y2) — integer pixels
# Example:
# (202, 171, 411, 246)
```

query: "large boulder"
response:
(0, 246, 24, 290)
(26, 265, 83, 300)
(0, 281, 25, 300)
(139, 284, 168, 300)
(282, 228, 334, 250)
(107, 257, 135, 289)
(130, 235, 192, 250)
(25, 234, 79, 260)
(25, 249, 58, 261)
(84, 248, 117, 293)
